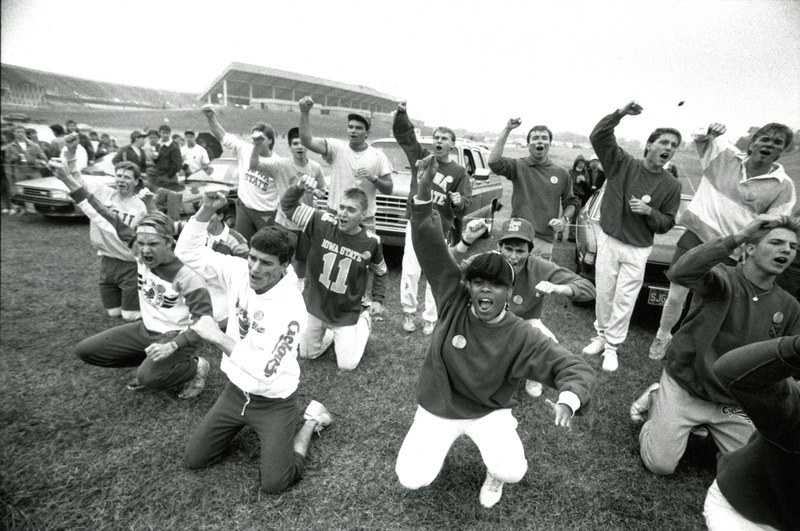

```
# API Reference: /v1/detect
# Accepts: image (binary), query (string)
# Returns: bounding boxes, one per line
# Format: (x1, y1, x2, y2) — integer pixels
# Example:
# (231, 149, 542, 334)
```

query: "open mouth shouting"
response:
(476, 296, 494, 312)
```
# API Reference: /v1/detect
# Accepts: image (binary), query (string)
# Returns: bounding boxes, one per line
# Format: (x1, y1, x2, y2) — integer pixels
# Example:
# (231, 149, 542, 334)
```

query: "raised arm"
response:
(281, 175, 319, 231)
(488, 118, 521, 165)
(201, 104, 227, 141)
(590, 101, 641, 177)
(392, 101, 427, 167)
(298, 97, 328, 156)
(174, 191, 243, 292)
(411, 155, 463, 306)
(668, 216, 776, 292)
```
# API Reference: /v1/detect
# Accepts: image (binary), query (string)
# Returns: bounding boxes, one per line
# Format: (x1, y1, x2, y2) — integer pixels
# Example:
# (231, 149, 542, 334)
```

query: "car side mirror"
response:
(473, 168, 490, 181)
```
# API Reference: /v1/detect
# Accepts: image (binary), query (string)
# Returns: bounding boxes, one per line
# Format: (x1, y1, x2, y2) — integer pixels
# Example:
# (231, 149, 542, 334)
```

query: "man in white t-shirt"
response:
(181, 131, 211, 175)
(250, 126, 325, 289)
(202, 104, 278, 242)
(297, 96, 393, 229)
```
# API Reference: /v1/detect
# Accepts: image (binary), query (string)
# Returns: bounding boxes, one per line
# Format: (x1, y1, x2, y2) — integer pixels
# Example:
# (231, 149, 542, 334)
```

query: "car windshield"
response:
(371, 141, 458, 171)
(82, 154, 116, 176)
(185, 160, 237, 185)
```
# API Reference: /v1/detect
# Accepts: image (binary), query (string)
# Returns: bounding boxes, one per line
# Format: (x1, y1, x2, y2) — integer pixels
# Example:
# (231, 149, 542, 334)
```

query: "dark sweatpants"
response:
(76, 320, 197, 389)
(184, 382, 306, 493)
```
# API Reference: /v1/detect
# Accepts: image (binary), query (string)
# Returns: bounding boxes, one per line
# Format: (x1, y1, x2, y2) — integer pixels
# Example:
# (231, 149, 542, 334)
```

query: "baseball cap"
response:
(130, 130, 147, 142)
(589, 154, 599, 161)
(498, 218, 535, 244)
(347, 112, 371, 131)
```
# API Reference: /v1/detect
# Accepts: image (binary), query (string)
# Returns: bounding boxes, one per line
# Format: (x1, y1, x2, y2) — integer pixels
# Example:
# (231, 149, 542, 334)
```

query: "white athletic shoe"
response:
(479, 471, 504, 508)
(178, 357, 210, 399)
(525, 380, 544, 398)
(630, 383, 660, 423)
(402, 313, 417, 333)
(601, 349, 619, 372)
(304, 400, 332, 435)
(648, 334, 672, 360)
(422, 320, 436, 336)
(582, 336, 606, 356)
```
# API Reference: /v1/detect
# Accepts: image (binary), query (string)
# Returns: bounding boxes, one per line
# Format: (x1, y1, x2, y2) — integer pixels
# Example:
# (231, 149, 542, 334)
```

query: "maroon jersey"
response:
(283, 186, 387, 326)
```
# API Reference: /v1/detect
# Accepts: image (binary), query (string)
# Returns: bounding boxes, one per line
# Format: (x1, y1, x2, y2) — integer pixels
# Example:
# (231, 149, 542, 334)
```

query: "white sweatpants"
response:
(400, 221, 437, 322)
(593, 230, 651, 345)
(704, 479, 779, 531)
(395, 406, 528, 490)
(300, 311, 371, 371)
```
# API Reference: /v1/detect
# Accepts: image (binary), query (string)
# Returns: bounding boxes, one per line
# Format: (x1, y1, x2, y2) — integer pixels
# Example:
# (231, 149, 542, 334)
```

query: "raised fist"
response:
(299, 96, 314, 112)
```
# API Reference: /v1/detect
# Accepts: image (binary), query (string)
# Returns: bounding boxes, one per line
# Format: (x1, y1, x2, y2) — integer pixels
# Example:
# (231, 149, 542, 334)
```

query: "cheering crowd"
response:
(15, 98, 799, 528)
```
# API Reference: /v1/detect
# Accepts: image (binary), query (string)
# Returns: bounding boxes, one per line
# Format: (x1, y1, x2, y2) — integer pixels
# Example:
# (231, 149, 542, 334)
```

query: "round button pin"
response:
(452, 335, 467, 349)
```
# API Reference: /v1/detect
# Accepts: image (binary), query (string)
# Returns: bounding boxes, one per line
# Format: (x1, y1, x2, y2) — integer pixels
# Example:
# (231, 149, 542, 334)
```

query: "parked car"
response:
(574, 186, 693, 308)
(315, 137, 505, 247)
(11, 156, 238, 221)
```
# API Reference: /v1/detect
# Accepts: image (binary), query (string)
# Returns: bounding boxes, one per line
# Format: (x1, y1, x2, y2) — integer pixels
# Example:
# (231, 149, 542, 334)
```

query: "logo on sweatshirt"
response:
(264, 321, 300, 378)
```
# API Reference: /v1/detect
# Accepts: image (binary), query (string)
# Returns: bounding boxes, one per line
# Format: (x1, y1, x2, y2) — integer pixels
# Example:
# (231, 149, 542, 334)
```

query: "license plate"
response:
(24, 202, 37, 214)
(647, 286, 669, 306)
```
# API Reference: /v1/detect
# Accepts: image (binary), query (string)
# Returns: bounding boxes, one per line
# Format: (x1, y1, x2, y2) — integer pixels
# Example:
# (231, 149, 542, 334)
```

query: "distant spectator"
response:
(49, 124, 67, 158)
(26, 128, 52, 162)
(172, 134, 185, 149)
(3, 125, 48, 214)
(142, 129, 159, 169)
(7, 124, 48, 180)
(100, 133, 116, 153)
(1, 128, 12, 214)
(108, 136, 119, 151)
(60, 133, 89, 173)
(89, 131, 101, 153)
(568, 155, 590, 242)
(150, 124, 183, 191)
(65, 119, 95, 163)
(113, 130, 149, 174)
(586, 154, 605, 194)
(181, 131, 210, 175)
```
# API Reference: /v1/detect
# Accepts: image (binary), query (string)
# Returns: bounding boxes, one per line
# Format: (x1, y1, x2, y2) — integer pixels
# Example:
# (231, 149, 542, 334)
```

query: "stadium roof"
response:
(198, 62, 397, 107)
(0, 63, 197, 108)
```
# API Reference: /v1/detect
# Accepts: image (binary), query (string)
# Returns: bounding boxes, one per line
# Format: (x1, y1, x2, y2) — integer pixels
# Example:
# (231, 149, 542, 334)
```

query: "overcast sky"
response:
(2, 0, 799, 140)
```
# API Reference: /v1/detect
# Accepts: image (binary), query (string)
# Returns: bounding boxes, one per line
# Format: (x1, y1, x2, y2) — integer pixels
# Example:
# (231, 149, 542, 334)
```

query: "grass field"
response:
(3, 170, 721, 531)
(4, 114, 799, 529)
